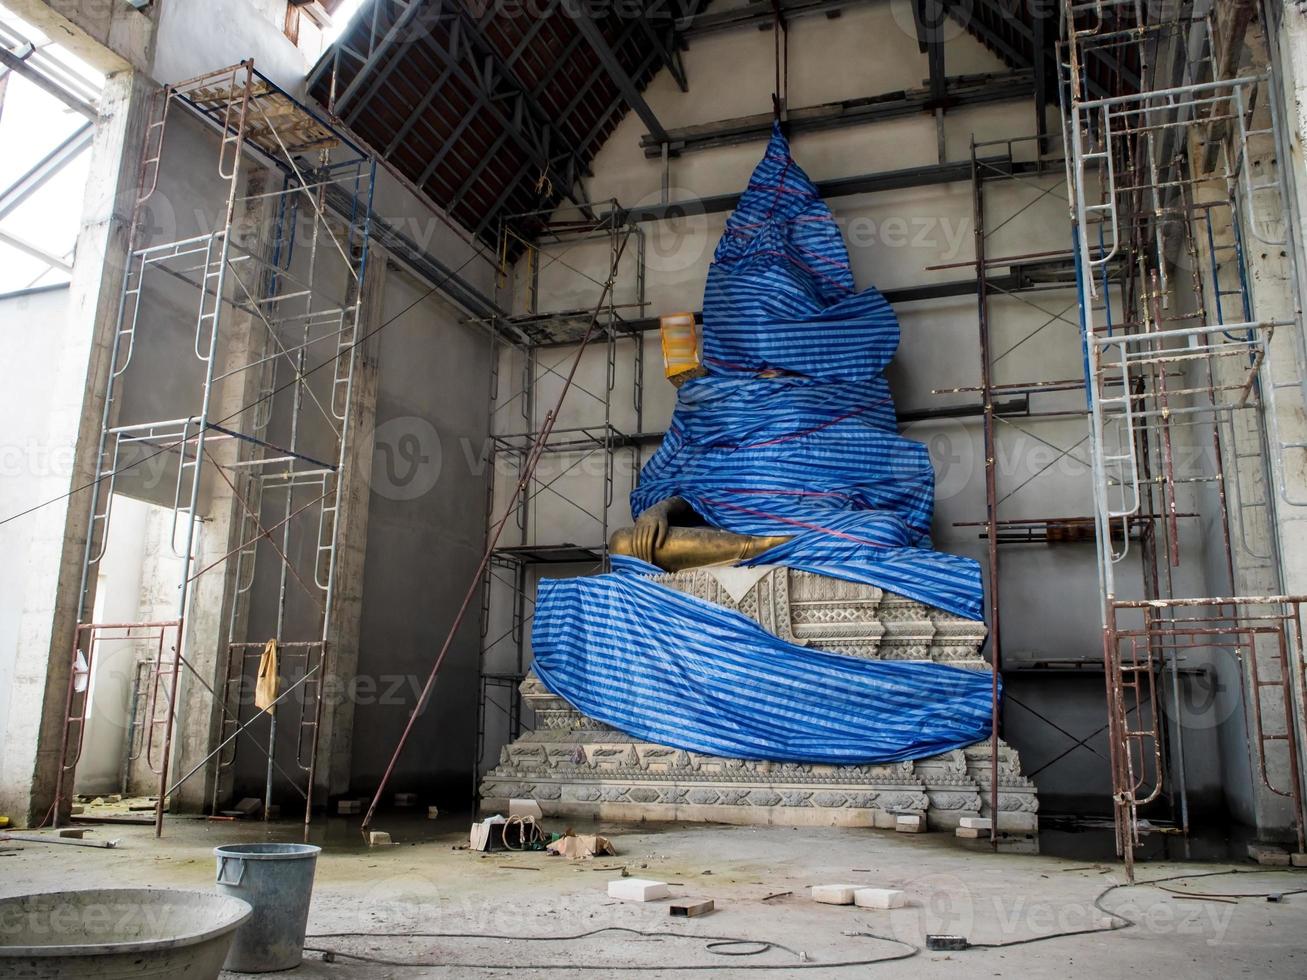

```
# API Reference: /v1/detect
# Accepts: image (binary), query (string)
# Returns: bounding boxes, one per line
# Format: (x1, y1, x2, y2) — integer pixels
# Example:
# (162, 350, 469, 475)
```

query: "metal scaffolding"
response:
(470, 206, 646, 788)
(924, 124, 1139, 847)
(54, 61, 375, 836)
(1063, 1, 1307, 877)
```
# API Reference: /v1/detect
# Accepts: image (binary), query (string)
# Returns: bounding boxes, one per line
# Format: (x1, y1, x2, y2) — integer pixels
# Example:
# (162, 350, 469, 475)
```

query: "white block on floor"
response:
(853, 888, 906, 910)
(609, 878, 670, 902)
(810, 884, 861, 905)
(955, 827, 984, 839)
(895, 814, 924, 833)
(958, 817, 991, 830)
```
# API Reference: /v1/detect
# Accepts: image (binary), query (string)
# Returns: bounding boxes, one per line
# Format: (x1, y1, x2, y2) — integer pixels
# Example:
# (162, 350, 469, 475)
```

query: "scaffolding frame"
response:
(947, 125, 1147, 847)
(1062, 2, 1307, 877)
(55, 61, 376, 837)
(469, 205, 647, 787)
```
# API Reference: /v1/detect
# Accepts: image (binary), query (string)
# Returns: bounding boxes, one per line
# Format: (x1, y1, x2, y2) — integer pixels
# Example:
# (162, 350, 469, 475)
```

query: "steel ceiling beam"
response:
(943, 1, 1029, 69)
(0, 227, 73, 273)
(608, 155, 1027, 223)
(0, 121, 93, 220)
(579, 43, 662, 152)
(0, 45, 95, 119)
(640, 70, 1034, 155)
(635, 0, 695, 92)
(333, 0, 429, 118)
(381, 16, 461, 156)
(409, 7, 590, 215)
(680, 0, 878, 38)
(572, 9, 670, 145)
(913, 0, 946, 105)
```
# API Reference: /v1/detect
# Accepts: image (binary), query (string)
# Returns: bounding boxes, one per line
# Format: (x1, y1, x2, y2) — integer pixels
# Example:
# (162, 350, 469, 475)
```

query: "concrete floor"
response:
(2, 815, 1305, 977)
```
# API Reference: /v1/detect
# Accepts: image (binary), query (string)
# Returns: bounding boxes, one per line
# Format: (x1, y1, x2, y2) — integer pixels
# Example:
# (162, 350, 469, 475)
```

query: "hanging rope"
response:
(771, 0, 788, 133)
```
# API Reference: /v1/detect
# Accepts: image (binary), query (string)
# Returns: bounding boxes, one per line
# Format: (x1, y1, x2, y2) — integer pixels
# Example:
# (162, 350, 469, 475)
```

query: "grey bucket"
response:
(214, 842, 321, 973)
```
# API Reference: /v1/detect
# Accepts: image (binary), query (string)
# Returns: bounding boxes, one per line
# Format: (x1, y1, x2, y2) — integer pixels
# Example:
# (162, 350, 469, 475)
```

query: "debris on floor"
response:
(853, 888, 905, 909)
(608, 878, 670, 902)
(546, 832, 616, 860)
(895, 814, 924, 834)
(810, 884, 861, 905)
(669, 898, 715, 917)
(2, 831, 119, 849)
(509, 798, 544, 820)
(215, 797, 262, 819)
(470, 814, 506, 851)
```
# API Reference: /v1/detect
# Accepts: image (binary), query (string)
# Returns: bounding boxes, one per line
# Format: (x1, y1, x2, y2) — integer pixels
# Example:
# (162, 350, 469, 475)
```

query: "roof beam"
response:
(636, 6, 688, 92)
(914, 0, 946, 105)
(334, 0, 429, 118)
(681, 0, 878, 38)
(0, 44, 95, 119)
(413, 9, 590, 215)
(576, 17, 660, 149)
(0, 121, 93, 220)
(571, 256, 1078, 347)
(0, 227, 73, 273)
(572, 10, 670, 145)
(381, 16, 461, 156)
(640, 70, 1034, 155)
(943, 2, 1029, 69)
(609, 156, 1024, 223)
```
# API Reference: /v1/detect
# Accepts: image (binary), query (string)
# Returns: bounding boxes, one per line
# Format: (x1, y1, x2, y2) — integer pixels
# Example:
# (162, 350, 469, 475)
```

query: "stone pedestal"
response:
(480, 568, 1038, 835)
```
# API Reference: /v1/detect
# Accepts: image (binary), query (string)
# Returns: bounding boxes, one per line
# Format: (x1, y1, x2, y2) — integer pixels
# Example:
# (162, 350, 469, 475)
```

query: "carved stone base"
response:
(481, 568, 1038, 837)
(481, 728, 1037, 832)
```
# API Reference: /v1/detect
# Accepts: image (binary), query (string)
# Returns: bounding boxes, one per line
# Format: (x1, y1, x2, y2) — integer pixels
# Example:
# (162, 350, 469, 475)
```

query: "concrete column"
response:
(1268, 3, 1307, 594)
(0, 69, 151, 826)
(168, 172, 280, 813)
(320, 251, 387, 798)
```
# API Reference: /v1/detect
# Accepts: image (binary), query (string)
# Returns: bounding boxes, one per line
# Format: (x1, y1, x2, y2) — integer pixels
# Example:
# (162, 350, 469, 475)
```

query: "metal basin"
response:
(0, 888, 252, 979)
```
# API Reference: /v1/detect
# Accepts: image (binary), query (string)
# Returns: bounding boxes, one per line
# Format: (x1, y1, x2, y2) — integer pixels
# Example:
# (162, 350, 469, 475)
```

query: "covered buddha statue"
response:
(605, 125, 968, 618)
(516, 124, 991, 767)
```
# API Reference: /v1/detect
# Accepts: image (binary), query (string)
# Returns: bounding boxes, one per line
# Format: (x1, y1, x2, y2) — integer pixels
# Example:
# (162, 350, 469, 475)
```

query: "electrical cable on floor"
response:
(967, 867, 1305, 950)
(302, 867, 1305, 970)
(304, 925, 917, 971)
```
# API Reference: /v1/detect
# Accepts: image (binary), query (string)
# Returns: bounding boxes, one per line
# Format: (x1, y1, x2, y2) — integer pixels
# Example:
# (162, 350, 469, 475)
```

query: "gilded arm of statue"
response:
(610, 496, 793, 572)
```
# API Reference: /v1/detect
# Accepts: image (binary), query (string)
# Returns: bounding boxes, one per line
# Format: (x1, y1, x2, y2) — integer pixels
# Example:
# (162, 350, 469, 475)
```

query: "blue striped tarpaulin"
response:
(529, 125, 990, 764)
(532, 559, 994, 764)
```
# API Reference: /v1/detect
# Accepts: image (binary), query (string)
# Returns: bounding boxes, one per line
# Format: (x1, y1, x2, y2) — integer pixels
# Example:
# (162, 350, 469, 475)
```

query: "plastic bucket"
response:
(213, 842, 320, 973)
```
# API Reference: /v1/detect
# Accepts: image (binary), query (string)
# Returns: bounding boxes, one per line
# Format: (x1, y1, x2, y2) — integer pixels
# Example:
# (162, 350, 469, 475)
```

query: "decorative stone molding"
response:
(483, 568, 1036, 835)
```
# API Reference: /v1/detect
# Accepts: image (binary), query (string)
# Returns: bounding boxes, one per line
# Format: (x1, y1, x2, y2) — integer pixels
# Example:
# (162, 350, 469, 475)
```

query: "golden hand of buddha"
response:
(627, 497, 684, 563)
(610, 496, 793, 572)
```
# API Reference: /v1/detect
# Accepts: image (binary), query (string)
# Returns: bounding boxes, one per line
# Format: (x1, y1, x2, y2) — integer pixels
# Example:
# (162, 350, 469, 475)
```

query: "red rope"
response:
(703, 497, 896, 549)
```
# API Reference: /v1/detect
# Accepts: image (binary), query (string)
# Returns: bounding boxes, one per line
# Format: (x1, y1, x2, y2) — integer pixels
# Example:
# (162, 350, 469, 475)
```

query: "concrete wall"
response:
(0, 284, 72, 779)
(153, 0, 310, 93)
(347, 273, 491, 798)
